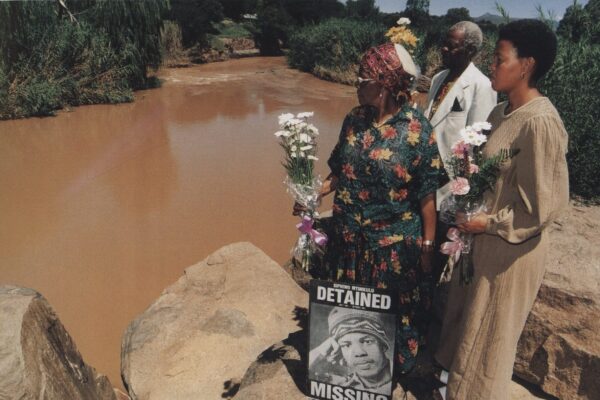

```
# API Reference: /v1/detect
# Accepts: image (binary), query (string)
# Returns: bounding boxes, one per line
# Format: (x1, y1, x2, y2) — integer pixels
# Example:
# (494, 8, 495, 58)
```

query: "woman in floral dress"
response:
(320, 42, 442, 374)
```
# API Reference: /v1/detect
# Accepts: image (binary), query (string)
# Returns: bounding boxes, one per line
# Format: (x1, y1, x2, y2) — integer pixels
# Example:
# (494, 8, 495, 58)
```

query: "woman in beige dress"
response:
(434, 19, 569, 400)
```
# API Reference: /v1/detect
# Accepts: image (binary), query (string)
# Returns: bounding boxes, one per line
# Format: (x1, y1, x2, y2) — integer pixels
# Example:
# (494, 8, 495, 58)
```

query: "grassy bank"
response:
(286, 18, 386, 85)
(0, 1, 168, 120)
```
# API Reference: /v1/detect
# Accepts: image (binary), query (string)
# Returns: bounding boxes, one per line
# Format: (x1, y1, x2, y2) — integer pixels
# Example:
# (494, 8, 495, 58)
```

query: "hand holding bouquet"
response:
(275, 112, 327, 271)
(439, 122, 517, 284)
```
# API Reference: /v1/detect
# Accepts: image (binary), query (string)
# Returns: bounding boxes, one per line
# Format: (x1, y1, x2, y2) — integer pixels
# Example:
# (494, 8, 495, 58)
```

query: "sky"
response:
(375, 0, 589, 19)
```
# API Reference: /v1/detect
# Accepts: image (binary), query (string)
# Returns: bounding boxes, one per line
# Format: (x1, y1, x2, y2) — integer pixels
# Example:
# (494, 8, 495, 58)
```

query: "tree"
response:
(169, 0, 224, 47)
(444, 7, 471, 25)
(584, 0, 600, 43)
(346, 0, 379, 20)
(85, 0, 170, 88)
(283, 0, 345, 25)
(402, 0, 429, 26)
(255, 0, 290, 55)
(557, 1, 590, 41)
(405, 0, 429, 13)
(584, 0, 600, 18)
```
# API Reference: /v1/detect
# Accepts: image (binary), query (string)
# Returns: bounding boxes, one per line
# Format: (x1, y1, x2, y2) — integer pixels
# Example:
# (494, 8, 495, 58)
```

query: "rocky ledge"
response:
(1, 204, 597, 400)
(514, 204, 600, 399)
(121, 201, 600, 400)
(0, 286, 118, 400)
(120, 242, 307, 399)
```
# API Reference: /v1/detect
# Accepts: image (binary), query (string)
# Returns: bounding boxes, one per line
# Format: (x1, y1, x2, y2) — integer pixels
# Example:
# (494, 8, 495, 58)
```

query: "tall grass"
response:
(0, 1, 166, 119)
(541, 39, 600, 201)
(0, 19, 134, 119)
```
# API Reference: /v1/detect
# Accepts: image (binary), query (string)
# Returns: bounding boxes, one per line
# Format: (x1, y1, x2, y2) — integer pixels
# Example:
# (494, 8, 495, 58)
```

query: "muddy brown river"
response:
(0, 57, 357, 389)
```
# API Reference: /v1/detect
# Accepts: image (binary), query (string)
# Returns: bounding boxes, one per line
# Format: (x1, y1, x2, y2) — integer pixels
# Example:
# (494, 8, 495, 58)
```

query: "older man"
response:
(425, 21, 497, 210)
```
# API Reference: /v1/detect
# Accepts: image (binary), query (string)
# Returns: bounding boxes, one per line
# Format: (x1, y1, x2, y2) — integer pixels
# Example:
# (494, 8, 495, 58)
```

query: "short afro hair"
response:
(450, 21, 484, 53)
(498, 19, 557, 85)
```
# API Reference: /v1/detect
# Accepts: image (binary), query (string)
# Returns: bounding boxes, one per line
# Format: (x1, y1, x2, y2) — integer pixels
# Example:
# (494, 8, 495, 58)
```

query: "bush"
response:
(0, 1, 164, 119)
(287, 18, 386, 79)
(540, 39, 600, 201)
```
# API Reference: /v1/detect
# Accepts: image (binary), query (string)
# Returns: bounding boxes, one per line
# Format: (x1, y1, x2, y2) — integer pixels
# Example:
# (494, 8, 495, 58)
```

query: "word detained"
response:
(316, 285, 391, 310)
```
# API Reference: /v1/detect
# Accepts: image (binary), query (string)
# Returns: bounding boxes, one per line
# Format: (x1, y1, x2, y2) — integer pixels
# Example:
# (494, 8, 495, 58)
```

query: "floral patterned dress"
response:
(327, 104, 441, 374)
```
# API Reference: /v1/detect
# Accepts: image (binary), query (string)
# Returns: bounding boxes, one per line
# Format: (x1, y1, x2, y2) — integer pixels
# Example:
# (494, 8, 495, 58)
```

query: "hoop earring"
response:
(520, 72, 525, 80)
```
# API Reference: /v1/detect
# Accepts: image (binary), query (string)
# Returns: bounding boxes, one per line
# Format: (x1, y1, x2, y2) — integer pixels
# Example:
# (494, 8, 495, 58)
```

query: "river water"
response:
(0, 57, 356, 389)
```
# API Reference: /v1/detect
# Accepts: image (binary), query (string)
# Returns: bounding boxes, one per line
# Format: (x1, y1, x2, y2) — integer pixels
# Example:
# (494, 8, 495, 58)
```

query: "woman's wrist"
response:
(421, 239, 435, 252)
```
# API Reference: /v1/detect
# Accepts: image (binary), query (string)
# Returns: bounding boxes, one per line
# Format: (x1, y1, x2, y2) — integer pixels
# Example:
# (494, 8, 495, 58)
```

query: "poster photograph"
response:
(307, 279, 398, 400)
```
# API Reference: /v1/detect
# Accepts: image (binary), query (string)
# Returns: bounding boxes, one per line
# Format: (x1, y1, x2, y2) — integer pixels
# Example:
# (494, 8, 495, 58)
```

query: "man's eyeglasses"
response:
(354, 77, 375, 87)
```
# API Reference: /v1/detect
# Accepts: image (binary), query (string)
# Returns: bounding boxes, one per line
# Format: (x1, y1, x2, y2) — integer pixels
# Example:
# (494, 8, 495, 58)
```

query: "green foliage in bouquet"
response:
(463, 148, 519, 204)
(280, 145, 315, 186)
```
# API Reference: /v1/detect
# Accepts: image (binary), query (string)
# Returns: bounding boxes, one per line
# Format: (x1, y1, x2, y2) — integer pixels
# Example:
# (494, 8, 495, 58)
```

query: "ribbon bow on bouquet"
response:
(296, 215, 328, 247)
(438, 227, 474, 285)
(440, 228, 465, 263)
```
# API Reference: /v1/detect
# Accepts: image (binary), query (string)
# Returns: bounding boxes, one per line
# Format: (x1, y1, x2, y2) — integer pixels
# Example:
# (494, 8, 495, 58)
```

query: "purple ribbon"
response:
(296, 215, 328, 246)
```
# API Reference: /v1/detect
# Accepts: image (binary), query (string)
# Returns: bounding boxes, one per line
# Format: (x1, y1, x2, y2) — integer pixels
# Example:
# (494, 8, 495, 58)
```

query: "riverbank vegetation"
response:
(0, 0, 168, 119)
(1, 0, 598, 201)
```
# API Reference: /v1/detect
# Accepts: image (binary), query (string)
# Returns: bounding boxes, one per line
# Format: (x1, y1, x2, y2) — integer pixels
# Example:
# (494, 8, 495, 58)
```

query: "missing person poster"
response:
(307, 280, 398, 400)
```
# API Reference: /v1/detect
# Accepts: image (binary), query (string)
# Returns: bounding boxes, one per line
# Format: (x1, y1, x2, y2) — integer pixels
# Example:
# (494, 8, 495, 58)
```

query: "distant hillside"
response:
(474, 13, 558, 29)
(474, 13, 514, 24)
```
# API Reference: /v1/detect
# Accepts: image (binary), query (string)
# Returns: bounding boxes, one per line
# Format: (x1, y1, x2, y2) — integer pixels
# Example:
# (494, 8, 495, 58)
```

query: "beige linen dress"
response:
(435, 97, 569, 400)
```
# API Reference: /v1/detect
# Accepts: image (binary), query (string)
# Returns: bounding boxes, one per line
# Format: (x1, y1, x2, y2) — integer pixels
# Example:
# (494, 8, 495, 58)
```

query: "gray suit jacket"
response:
(425, 63, 497, 208)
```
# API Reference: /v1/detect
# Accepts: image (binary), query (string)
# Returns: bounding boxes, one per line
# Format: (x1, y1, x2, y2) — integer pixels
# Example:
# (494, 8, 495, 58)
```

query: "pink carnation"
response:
(469, 163, 480, 174)
(450, 177, 470, 195)
(451, 141, 470, 158)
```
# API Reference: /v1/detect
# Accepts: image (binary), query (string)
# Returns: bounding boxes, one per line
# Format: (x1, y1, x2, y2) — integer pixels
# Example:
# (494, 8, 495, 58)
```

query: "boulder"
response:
(514, 204, 600, 400)
(233, 330, 307, 400)
(121, 242, 307, 400)
(233, 328, 546, 400)
(122, 203, 600, 400)
(0, 286, 116, 400)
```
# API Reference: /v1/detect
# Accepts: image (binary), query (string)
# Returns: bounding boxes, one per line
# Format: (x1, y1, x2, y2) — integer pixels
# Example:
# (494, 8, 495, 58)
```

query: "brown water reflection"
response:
(0, 57, 356, 390)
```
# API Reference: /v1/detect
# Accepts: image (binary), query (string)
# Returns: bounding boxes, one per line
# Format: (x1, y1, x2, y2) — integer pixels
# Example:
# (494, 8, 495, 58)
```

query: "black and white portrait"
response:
(308, 281, 397, 400)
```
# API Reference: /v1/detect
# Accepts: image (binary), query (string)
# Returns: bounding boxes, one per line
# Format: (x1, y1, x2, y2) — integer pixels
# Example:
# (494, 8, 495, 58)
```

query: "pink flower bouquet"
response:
(439, 122, 517, 284)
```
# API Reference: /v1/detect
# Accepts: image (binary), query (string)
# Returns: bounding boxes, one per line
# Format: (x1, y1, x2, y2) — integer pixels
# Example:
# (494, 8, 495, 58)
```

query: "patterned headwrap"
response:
(328, 307, 389, 351)
(359, 42, 419, 99)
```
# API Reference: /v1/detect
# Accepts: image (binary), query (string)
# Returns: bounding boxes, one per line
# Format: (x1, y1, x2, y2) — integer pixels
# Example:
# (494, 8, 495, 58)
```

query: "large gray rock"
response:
(0, 286, 117, 400)
(121, 242, 307, 400)
(515, 204, 600, 400)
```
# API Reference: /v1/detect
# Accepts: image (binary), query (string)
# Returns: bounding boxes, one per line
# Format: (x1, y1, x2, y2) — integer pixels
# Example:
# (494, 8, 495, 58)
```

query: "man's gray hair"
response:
(450, 21, 483, 52)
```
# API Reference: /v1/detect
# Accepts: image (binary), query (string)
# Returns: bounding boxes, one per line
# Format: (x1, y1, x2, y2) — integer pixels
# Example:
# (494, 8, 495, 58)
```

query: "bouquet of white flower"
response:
(439, 122, 517, 285)
(275, 112, 327, 271)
